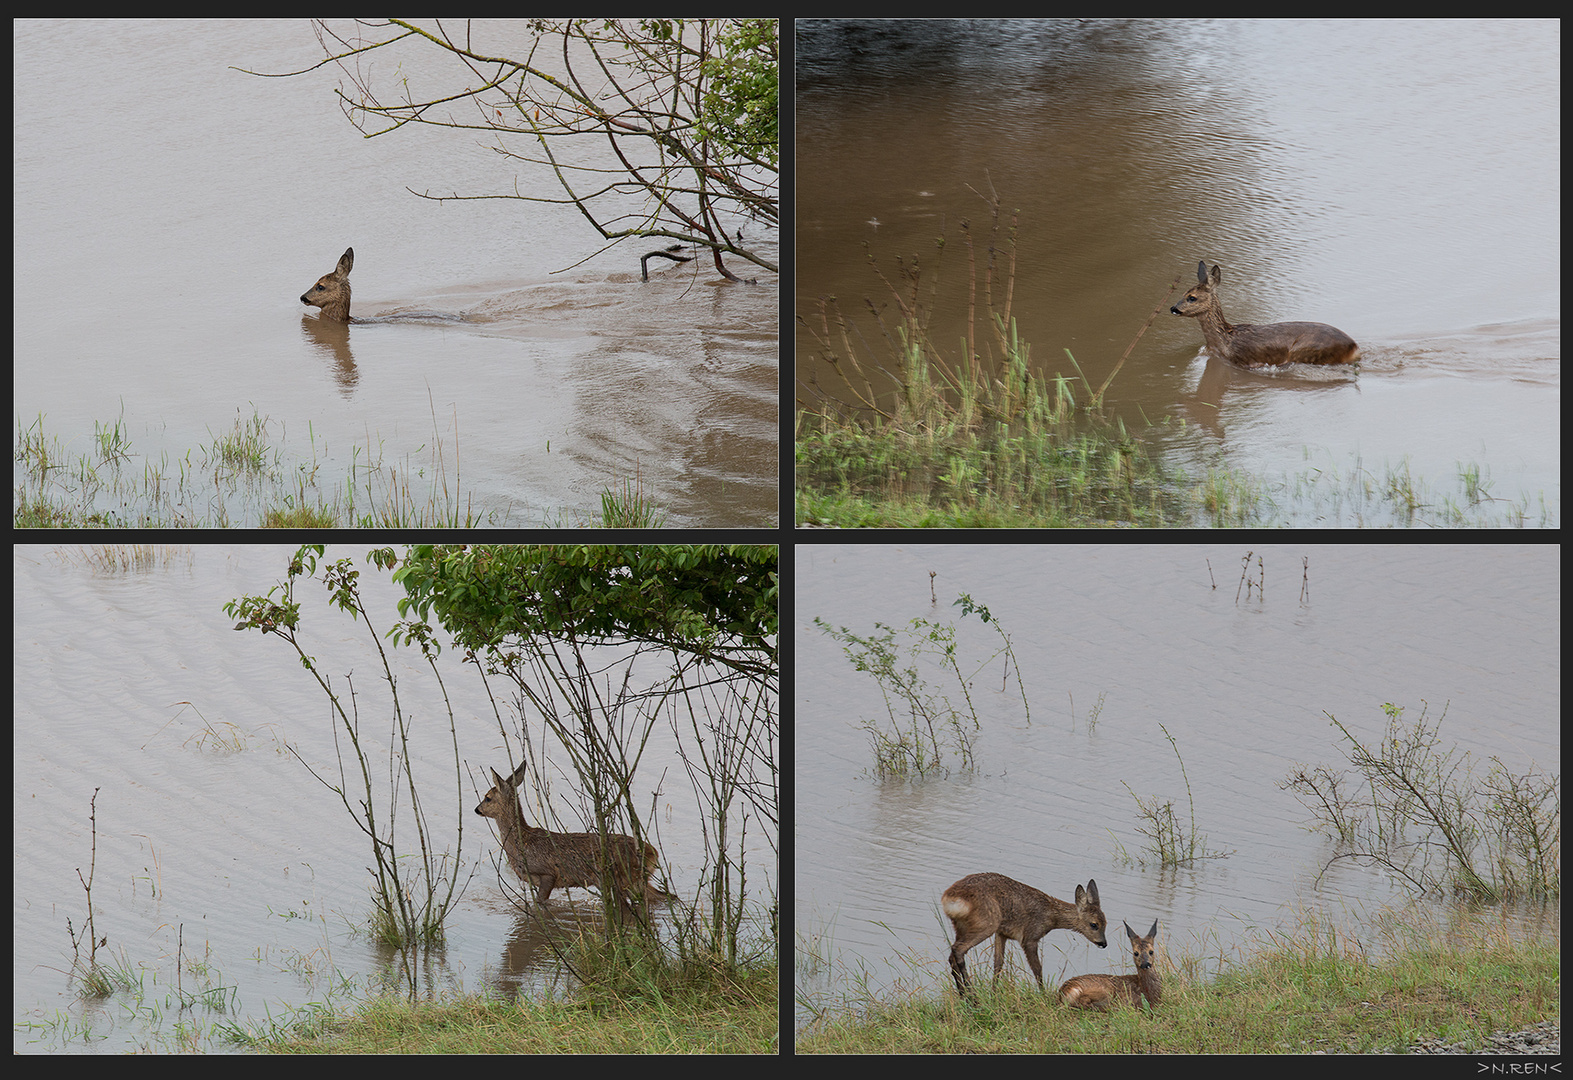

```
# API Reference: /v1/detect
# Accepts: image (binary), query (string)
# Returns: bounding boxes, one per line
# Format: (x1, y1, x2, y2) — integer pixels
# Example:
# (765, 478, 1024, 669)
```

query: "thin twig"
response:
(1094, 275, 1183, 407)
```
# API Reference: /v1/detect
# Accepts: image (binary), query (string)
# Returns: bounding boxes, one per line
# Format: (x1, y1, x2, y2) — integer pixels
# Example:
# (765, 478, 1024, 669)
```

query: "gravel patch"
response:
(1400, 1019, 1559, 1055)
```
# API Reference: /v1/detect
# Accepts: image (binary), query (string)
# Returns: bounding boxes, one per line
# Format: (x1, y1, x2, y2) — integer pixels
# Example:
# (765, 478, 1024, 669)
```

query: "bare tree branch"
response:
(245, 18, 777, 282)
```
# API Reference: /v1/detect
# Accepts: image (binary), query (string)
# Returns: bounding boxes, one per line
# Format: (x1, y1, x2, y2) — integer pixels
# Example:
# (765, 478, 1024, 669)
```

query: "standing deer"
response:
(300, 247, 355, 322)
(942, 874, 1108, 997)
(474, 761, 671, 920)
(1059, 919, 1162, 1010)
(1170, 261, 1360, 367)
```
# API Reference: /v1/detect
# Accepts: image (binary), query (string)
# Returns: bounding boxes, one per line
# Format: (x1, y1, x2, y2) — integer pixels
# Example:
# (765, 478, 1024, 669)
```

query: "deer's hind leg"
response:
(948, 928, 993, 993)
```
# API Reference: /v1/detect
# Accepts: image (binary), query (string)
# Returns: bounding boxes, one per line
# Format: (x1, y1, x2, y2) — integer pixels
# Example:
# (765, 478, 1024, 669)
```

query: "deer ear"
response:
(490, 768, 505, 787)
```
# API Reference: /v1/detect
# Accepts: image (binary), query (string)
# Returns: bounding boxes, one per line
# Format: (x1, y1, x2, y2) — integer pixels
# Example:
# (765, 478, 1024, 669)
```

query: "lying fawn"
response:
(1170, 261, 1359, 367)
(300, 247, 355, 322)
(1059, 919, 1162, 1010)
(942, 874, 1107, 996)
(474, 761, 671, 919)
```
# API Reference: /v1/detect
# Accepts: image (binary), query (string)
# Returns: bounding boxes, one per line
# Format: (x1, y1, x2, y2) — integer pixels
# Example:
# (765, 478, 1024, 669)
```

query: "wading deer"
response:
(942, 874, 1108, 997)
(300, 247, 355, 322)
(1170, 261, 1360, 367)
(474, 761, 671, 919)
(1059, 919, 1162, 1010)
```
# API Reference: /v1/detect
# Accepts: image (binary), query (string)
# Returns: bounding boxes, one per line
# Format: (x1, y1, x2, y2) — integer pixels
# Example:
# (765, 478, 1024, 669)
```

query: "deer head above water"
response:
(300, 247, 355, 323)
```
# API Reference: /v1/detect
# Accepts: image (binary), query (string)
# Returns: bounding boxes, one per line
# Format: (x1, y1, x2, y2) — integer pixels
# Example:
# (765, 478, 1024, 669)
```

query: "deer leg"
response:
(1022, 938, 1044, 988)
(949, 931, 991, 994)
(532, 873, 556, 905)
(948, 952, 966, 994)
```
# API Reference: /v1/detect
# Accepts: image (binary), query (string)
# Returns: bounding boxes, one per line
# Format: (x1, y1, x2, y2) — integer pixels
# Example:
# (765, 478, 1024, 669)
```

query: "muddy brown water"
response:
(796, 20, 1558, 525)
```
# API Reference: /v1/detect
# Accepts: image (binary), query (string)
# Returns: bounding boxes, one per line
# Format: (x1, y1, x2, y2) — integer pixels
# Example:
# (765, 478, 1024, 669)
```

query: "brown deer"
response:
(1059, 919, 1162, 1010)
(942, 874, 1108, 997)
(474, 761, 671, 920)
(300, 247, 355, 322)
(1170, 261, 1360, 367)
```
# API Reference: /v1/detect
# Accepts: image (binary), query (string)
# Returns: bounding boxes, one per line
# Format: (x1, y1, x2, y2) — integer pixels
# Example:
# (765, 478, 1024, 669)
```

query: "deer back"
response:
(943, 874, 1107, 947)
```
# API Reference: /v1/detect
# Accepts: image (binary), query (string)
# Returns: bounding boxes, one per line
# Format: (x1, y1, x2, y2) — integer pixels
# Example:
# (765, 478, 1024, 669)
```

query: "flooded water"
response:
(14, 20, 778, 528)
(794, 544, 1559, 1028)
(795, 20, 1559, 526)
(13, 545, 776, 1053)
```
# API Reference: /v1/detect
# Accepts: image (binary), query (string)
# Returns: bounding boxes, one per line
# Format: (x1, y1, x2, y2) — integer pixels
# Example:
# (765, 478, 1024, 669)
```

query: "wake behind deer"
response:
(300, 243, 698, 325)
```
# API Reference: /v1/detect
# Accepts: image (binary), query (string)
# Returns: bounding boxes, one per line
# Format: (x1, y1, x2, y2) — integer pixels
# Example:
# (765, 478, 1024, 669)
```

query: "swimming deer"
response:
(474, 761, 671, 920)
(300, 247, 355, 322)
(942, 874, 1108, 997)
(1059, 919, 1162, 1010)
(1170, 261, 1360, 367)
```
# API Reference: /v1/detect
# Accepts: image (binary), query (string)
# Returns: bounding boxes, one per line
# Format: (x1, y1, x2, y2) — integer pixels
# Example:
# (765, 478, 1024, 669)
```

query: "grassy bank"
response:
(237, 962, 778, 1054)
(796, 393, 1179, 529)
(795, 917, 1557, 1054)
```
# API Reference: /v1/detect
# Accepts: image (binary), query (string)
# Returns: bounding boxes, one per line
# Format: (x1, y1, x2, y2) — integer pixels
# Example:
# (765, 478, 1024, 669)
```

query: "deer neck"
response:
(1134, 965, 1161, 1004)
(1195, 303, 1237, 360)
